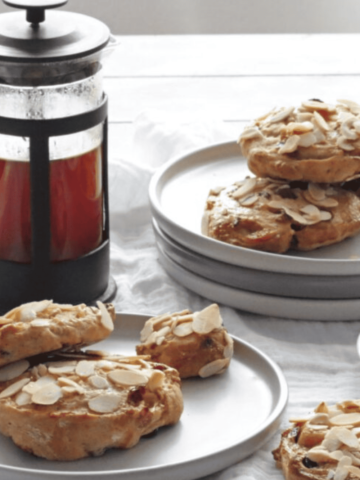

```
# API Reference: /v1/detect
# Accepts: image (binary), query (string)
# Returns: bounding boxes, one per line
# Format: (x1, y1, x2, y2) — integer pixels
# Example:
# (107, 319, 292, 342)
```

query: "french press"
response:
(0, 0, 117, 311)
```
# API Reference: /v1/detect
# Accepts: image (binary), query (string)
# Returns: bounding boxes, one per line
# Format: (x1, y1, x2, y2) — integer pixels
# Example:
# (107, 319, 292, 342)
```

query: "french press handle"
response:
(3, 0, 67, 24)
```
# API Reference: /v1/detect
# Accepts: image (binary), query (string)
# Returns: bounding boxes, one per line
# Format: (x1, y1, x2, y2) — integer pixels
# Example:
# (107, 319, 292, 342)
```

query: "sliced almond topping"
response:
(75, 361, 96, 378)
(22, 375, 56, 395)
(30, 318, 51, 327)
(199, 358, 230, 378)
(338, 99, 360, 115)
(279, 135, 300, 154)
(37, 364, 48, 377)
(330, 450, 345, 461)
(315, 402, 330, 414)
(148, 370, 165, 391)
(286, 121, 314, 135)
(313, 110, 330, 131)
(335, 427, 360, 448)
(0, 378, 30, 399)
(173, 322, 193, 337)
(239, 127, 263, 140)
(140, 320, 154, 342)
(32, 383, 62, 405)
(308, 183, 326, 201)
(0, 318, 13, 326)
(309, 413, 330, 425)
(331, 413, 360, 426)
(96, 301, 114, 332)
(239, 194, 258, 207)
(341, 118, 358, 140)
(347, 466, 360, 478)
(88, 393, 122, 413)
(232, 178, 257, 200)
(156, 335, 165, 345)
(323, 429, 342, 452)
(320, 211, 332, 221)
(108, 369, 148, 386)
(268, 106, 295, 124)
(302, 100, 336, 113)
(223, 331, 234, 359)
(337, 135, 355, 151)
(334, 456, 352, 480)
(48, 365, 76, 375)
(307, 448, 337, 463)
(88, 375, 109, 389)
(19, 300, 53, 322)
(192, 304, 222, 334)
(267, 201, 316, 225)
(0, 359, 29, 382)
(301, 204, 321, 219)
(15, 391, 32, 406)
(353, 120, 360, 134)
(298, 132, 317, 148)
(57, 377, 80, 388)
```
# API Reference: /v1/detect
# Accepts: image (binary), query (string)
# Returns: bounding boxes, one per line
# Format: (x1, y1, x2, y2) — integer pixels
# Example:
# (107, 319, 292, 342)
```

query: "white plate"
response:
(149, 141, 360, 276)
(157, 243, 360, 321)
(0, 314, 288, 480)
(153, 218, 360, 299)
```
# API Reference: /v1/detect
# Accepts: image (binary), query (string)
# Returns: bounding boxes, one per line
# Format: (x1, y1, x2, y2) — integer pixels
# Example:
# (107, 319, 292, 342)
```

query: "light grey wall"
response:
(0, 0, 359, 34)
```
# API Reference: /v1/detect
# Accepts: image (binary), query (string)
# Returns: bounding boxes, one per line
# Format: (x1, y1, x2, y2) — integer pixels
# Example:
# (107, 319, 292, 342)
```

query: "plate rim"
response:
(157, 244, 360, 321)
(148, 140, 360, 276)
(0, 312, 288, 480)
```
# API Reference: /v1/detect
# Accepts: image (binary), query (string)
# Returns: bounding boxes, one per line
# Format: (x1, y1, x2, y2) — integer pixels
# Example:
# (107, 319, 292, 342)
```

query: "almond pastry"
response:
(136, 304, 234, 378)
(202, 177, 360, 253)
(273, 400, 360, 480)
(239, 99, 360, 184)
(0, 300, 116, 367)
(0, 352, 183, 460)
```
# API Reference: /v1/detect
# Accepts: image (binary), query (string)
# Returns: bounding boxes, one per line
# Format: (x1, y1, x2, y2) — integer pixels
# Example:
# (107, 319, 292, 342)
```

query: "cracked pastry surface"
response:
(239, 99, 360, 184)
(0, 352, 183, 461)
(0, 300, 116, 367)
(136, 304, 233, 379)
(273, 400, 360, 480)
(202, 176, 360, 253)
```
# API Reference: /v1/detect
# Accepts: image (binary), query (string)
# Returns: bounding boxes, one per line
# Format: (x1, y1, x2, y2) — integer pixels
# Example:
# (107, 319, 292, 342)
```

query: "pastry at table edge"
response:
(201, 176, 360, 253)
(0, 300, 116, 368)
(136, 303, 234, 378)
(239, 98, 360, 184)
(0, 353, 183, 461)
(272, 399, 360, 480)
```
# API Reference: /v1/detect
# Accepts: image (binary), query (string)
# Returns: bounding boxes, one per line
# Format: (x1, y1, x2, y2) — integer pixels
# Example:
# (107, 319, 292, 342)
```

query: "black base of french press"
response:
(90, 275, 118, 306)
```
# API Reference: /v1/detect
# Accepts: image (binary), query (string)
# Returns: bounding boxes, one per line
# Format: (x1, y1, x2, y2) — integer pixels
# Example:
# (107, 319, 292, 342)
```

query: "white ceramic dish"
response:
(156, 242, 360, 321)
(149, 141, 360, 276)
(0, 313, 288, 480)
(153, 219, 360, 299)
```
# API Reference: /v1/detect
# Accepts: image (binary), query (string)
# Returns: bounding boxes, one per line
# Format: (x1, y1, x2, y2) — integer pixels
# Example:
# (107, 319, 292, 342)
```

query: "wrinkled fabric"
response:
(108, 111, 360, 480)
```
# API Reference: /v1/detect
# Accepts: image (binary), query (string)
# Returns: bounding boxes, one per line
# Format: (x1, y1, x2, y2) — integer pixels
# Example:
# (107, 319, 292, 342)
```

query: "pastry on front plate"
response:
(202, 176, 360, 253)
(136, 304, 234, 378)
(0, 300, 115, 367)
(239, 98, 360, 184)
(273, 400, 360, 480)
(0, 352, 183, 460)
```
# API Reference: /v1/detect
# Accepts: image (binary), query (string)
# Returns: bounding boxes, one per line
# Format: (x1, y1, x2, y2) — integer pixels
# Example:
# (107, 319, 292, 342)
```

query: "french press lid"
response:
(0, 0, 111, 62)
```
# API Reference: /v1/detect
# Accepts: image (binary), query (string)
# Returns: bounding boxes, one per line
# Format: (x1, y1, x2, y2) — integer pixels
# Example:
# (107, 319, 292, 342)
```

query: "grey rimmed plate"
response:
(0, 313, 288, 480)
(153, 218, 360, 300)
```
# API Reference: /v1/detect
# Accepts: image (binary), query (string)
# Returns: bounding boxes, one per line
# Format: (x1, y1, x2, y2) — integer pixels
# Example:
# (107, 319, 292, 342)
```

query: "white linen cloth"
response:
(108, 111, 360, 480)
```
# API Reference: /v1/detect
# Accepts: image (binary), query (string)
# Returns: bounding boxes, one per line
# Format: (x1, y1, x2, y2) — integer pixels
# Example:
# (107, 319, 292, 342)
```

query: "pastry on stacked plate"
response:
(149, 99, 360, 321)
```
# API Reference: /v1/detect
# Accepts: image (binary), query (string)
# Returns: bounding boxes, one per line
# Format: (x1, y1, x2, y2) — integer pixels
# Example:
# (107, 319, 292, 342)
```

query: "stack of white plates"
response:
(149, 141, 360, 321)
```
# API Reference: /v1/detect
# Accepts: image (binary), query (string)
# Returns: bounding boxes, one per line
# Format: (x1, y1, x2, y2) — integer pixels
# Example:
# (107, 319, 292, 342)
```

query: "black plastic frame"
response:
(0, 95, 111, 311)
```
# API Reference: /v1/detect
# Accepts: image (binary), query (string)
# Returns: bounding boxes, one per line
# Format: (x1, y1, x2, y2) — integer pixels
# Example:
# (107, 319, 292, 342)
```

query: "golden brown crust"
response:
(0, 354, 183, 461)
(202, 177, 360, 253)
(0, 301, 116, 367)
(136, 304, 233, 378)
(239, 99, 360, 184)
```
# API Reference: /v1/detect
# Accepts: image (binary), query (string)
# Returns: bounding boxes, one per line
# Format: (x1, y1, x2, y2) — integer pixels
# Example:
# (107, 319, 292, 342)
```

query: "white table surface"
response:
(103, 34, 360, 480)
